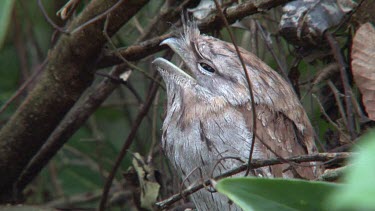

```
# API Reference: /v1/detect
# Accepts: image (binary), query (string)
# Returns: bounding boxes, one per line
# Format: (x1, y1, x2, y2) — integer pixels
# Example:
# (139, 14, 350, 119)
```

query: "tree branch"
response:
(0, 0, 149, 201)
(0, 0, 295, 202)
(98, 0, 294, 68)
(156, 152, 351, 209)
(99, 74, 161, 211)
(14, 0, 189, 197)
(14, 65, 128, 192)
(325, 32, 356, 139)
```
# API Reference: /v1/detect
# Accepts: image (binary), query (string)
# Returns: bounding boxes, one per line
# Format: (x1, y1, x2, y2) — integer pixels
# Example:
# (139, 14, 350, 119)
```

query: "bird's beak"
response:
(152, 58, 194, 81)
(160, 38, 192, 69)
(160, 37, 182, 55)
(152, 37, 195, 82)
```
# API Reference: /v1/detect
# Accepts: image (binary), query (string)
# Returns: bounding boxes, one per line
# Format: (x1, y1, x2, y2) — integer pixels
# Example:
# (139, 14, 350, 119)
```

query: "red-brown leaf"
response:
(352, 23, 375, 120)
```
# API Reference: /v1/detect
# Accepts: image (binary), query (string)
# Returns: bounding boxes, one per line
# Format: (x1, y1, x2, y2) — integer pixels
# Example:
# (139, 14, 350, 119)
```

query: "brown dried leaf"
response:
(352, 23, 375, 121)
(132, 153, 160, 210)
(280, 0, 357, 47)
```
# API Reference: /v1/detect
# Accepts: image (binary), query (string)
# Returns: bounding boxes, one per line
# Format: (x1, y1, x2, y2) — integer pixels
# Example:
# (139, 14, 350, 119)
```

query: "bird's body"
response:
(153, 21, 321, 211)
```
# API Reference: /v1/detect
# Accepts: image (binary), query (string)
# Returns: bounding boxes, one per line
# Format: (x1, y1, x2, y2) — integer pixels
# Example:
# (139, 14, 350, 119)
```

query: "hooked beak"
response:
(160, 37, 183, 55)
(152, 37, 195, 82)
(152, 58, 194, 81)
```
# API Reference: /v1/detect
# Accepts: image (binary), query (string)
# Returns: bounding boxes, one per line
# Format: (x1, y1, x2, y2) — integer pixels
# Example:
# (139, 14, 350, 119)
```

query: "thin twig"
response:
(46, 188, 125, 207)
(156, 152, 351, 209)
(132, 16, 145, 36)
(95, 71, 143, 104)
(62, 145, 112, 179)
(255, 21, 291, 83)
(98, 74, 161, 211)
(210, 156, 245, 178)
(301, 63, 340, 101)
(18, 1, 45, 60)
(0, 58, 48, 115)
(327, 80, 348, 126)
(325, 32, 356, 140)
(213, 0, 257, 177)
(98, 0, 295, 68)
(312, 94, 351, 143)
(317, 166, 347, 182)
(213, 0, 316, 173)
(179, 167, 202, 202)
(350, 91, 369, 122)
(102, 14, 165, 90)
(70, 0, 125, 34)
(5, 0, 149, 197)
(38, 0, 69, 34)
(57, 0, 82, 20)
(147, 90, 160, 162)
(137, 0, 195, 42)
(14, 65, 128, 192)
(48, 161, 64, 197)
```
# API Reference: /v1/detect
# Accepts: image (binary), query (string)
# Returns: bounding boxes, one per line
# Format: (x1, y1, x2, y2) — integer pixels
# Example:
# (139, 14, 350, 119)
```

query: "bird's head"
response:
(153, 21, 252, 106)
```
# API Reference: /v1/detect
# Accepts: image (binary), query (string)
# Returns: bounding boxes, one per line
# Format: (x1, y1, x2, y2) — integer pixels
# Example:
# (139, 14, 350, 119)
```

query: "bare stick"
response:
(70, 0, 125, 34)
(98, 74, 161, 211)
(213, 0, 257, 177)
(0, 58, 48, 115)
(327, 80, 348, 126)
(95, 71, 143, 104)
(156, 152, 351, 209)
(14, 65, 128, 192)
(98, 0, 295, 68)
(312, 94, 351, 143)
(38, 0, 69, 34)
(325, 32, 356, 140)
(255, 21, 290, 83)
(102, 14, 165, 89)
(57, 0, 82, 20)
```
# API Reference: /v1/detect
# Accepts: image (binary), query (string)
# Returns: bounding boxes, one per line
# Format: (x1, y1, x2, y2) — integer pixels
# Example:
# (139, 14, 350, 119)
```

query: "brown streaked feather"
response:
(237, 103, 318, 179)
(231, 42, 320, 157)
(211, 39, 315, 137)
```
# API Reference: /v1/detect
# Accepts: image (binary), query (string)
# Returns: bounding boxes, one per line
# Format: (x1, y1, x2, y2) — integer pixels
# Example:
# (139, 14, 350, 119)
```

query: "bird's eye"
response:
(198, 63, 215, 74)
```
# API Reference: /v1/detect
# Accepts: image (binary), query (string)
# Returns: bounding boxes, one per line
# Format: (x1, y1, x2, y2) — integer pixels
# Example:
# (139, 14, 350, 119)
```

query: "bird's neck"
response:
(164, 84, 229, 130)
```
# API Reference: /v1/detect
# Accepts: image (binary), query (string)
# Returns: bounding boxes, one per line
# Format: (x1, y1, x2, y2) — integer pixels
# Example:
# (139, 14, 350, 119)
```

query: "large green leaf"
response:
(328, 130, 375, 210)
(0, 0, 15, 49)
(216, 177, 340, 211)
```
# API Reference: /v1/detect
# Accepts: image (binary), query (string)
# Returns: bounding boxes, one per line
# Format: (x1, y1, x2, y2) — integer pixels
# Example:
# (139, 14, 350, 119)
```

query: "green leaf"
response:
(0, 0, 15, 49)
(328, 130, 375, 210)
(216, 177, 340, 211)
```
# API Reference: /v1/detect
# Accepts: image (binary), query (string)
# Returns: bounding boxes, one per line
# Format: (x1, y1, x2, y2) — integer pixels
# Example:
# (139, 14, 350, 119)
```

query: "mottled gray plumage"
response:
(153, 21, 321, 211)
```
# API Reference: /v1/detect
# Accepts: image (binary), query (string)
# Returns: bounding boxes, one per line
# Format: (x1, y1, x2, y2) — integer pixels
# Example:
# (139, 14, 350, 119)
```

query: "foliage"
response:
(0, 0, 373, 210)
(217, 130, 375, 211)
(216, 177, 340, 211)
(0, 0, 15, 49)
(329, 130, 375, 210)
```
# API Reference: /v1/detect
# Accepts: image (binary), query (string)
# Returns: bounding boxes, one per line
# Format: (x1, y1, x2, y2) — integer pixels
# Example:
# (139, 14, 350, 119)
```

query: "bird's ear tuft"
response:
(181, 13, 200, 44)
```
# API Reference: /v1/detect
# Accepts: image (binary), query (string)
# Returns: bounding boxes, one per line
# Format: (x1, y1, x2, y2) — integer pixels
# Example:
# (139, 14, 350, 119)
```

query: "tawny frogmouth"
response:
(153, 21, 321, 211)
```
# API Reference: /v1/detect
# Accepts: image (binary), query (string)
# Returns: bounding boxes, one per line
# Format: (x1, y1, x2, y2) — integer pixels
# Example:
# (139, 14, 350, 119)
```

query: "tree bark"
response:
(0, 0, 149, 201)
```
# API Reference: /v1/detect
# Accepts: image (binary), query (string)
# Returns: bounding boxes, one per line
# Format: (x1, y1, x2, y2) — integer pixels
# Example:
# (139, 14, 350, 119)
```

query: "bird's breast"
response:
(161, 103, 268, 211)
(161, 103, 266, 177)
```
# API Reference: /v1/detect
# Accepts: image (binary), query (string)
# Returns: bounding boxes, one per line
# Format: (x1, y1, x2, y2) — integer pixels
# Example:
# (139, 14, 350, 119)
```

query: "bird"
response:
(152, 20, 322, 211)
